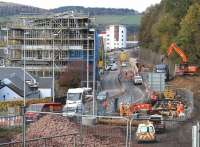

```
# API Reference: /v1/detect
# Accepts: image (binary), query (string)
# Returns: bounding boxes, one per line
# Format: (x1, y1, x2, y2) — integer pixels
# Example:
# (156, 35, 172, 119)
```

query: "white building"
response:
(105, 25, 127, 51)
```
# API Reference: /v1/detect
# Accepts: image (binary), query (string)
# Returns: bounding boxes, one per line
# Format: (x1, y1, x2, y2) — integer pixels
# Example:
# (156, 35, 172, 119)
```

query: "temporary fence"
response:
(0, 113, 194, 147)
(0, 115, 22, 128)
(75, 115, 129, 147)
(0, 133, 78, 147)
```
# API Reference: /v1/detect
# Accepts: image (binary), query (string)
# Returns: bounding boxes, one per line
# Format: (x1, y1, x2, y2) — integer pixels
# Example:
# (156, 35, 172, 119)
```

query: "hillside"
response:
(139, 0, 200, 64)
(0, 1, 47, 16)
(0, 2, 141, 27)
(51, 6, 138, 15)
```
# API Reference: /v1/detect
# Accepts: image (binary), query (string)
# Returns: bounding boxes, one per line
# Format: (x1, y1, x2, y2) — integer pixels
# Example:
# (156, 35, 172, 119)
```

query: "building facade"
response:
(6, 12, 97, 77)
(105, 25, 127, 51)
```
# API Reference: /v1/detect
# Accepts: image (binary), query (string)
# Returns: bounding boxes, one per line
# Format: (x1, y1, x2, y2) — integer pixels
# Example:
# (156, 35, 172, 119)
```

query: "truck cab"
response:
(62, 88, 92, 117)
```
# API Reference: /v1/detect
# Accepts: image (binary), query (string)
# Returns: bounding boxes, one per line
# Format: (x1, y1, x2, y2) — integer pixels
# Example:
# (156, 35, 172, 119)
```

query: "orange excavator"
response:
(119, 103, 152, 116)
(167, 43, 198, 75)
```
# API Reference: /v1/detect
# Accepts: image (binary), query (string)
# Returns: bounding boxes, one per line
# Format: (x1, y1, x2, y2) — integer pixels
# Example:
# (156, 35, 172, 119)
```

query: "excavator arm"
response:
(167, 43, 188, 63)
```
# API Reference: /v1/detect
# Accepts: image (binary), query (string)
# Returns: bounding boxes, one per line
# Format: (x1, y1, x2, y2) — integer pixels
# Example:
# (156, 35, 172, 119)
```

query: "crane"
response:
(167, 43, 198, 75)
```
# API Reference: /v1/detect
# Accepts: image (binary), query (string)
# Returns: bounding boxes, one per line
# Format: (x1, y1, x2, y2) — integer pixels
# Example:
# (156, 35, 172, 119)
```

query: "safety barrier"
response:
(0, 113, 193, 147)
(0, 115, 22, 128)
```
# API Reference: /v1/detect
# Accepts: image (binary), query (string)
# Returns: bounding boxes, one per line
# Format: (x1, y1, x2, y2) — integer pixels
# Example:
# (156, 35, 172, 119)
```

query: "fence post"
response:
(192, 125, 197, 147)
(197, 122, 199, 147)
(193, 122, 200, 147)
(126, 119, 129, 147)
(129, 118, 134, 147)
(73, 135, 76, 147)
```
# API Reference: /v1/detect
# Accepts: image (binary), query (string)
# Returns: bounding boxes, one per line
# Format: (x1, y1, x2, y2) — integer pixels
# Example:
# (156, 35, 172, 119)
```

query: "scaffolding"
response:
(8, 12, 95, 77)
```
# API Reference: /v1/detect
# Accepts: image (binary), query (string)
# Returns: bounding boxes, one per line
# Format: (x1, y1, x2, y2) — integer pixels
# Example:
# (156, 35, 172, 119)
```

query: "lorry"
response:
(62, 87, 92, 117)
(136, 122, 156, 143)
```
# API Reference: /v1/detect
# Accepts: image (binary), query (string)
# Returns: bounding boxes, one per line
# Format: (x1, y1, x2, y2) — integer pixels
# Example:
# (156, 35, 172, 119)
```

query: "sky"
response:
(2, 0, 161, 12)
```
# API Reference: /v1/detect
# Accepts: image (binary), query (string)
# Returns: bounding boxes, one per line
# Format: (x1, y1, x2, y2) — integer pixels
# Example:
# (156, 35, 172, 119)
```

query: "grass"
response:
(95, 14, 142, 25)
(0, 127, 21, 141)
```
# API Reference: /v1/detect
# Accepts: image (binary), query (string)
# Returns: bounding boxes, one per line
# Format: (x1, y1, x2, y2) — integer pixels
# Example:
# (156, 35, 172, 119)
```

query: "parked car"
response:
(105, 64, 112, 71)
(111, 63, 118, 71)
(25, 103, 63, 123)
(133, 75, 143, 85)
(121, 62, 128, 67)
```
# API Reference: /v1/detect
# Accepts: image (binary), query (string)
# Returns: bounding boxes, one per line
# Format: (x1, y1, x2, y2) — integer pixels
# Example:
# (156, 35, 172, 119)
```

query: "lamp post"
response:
(52, 33, 58, 102)
(23, 31, 29, 147)
(89, 28, 96, 116)
(87, 33, 89, 88)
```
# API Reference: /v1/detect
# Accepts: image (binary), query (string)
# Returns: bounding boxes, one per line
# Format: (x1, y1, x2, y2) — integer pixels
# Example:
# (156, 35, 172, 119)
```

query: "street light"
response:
(52, 33, 58, 102)
(23, 31, 29, 147)
(87, 33, 89, 88)
(89, 28, 96, 116)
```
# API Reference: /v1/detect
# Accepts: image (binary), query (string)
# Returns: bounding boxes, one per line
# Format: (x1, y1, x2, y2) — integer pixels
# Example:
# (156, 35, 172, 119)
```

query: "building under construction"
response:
(7, 12, 97, 77)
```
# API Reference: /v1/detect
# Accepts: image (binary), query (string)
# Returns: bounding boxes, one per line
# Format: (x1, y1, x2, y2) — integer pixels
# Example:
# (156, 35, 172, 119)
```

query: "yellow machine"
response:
(136, 122, 156, 143)
(163, 87, 176, 99)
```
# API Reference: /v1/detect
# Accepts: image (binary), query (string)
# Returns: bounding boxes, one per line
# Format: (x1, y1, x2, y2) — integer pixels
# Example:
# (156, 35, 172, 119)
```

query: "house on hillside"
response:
(0, 67, 52, 101)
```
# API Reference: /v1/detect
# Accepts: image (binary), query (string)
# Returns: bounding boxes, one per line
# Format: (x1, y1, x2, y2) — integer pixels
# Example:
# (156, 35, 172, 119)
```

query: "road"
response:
(101, 49, 145, 114)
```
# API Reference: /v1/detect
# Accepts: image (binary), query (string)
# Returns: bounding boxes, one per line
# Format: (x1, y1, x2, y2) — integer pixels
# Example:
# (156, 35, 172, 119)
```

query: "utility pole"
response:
(23, 31, 29, 147)
(91, 29, 96, 116)
(87, 31, 89, 88)
(52, 33, 58, 102)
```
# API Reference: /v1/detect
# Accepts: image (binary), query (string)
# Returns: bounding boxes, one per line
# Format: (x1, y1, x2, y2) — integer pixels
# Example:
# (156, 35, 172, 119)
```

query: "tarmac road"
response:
(100, 49, 146, 114)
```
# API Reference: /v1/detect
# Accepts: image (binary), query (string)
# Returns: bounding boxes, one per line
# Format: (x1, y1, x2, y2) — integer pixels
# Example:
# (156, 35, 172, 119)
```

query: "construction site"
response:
(0, 7, 200, 147)
(0, 41, 198, 147)
(6, 12, 96, 77)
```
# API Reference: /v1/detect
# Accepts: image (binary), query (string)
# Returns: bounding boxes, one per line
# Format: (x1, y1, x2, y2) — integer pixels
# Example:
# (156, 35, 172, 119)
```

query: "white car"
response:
(121, 62, 128, 67)
(105, 64, 112, 71)
(134, 75, 143, 85)
(111, 63, 118, 71)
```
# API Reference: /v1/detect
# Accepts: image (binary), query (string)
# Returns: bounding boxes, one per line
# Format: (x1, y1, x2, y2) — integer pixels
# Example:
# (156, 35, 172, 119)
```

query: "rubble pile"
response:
(13, 115, 124, 147)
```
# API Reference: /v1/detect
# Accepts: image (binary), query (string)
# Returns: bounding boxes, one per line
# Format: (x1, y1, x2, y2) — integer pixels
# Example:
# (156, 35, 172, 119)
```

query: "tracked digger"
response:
(167, 43, 198, 76)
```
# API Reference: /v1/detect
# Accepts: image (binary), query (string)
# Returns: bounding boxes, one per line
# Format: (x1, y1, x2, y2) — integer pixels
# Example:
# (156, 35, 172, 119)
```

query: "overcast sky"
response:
(2, 0, 161, 12)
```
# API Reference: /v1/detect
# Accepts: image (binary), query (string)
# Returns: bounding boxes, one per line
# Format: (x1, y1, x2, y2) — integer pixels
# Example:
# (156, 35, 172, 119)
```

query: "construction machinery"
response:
(119, 103, 152, 116)
(135, 122, 156, 143)
(167, 43, 198, 75)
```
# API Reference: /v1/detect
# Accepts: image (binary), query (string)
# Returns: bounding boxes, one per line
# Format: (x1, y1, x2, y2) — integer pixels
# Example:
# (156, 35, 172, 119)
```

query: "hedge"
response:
(0, 97, 51, 113)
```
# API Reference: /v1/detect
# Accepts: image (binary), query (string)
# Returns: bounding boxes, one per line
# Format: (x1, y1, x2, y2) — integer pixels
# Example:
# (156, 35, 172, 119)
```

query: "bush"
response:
(0, 97, 51, 114)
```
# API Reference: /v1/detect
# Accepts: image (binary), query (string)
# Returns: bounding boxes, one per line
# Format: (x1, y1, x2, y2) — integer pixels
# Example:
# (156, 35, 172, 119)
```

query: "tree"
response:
(177, 3, 200, 63)
(58, 61, 87, 88)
